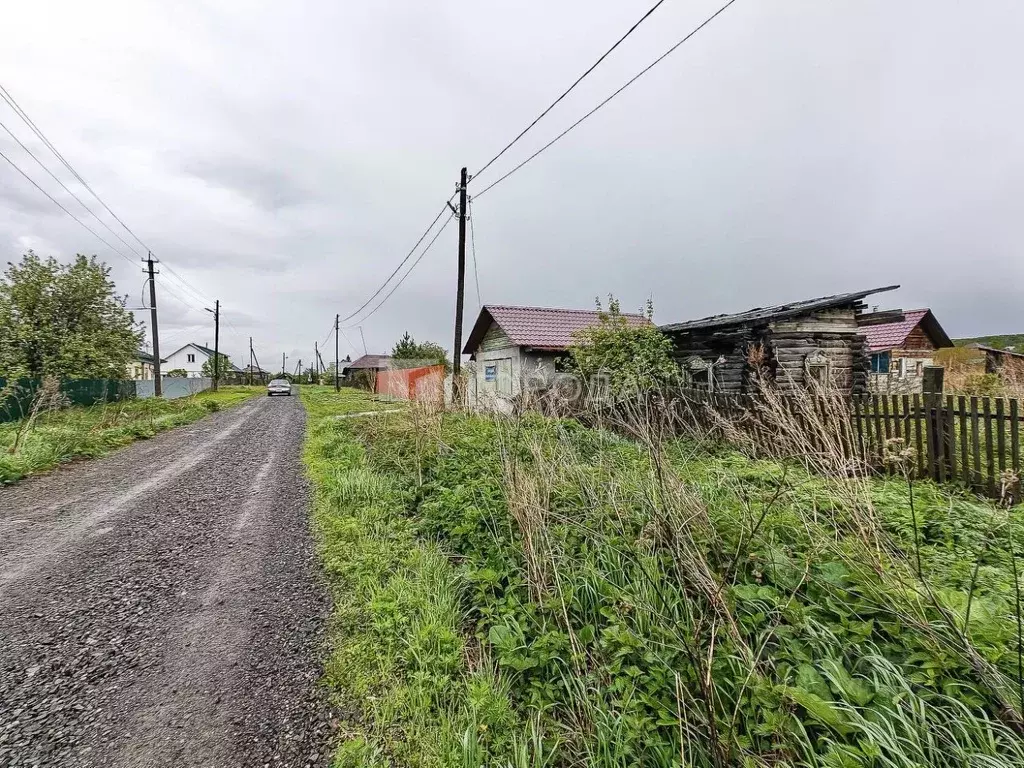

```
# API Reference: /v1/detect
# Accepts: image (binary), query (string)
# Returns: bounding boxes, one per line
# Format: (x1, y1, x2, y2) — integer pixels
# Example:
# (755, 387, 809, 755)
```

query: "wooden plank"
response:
(1012, 399, 1020, 477)
(853, 394, 865, 461)
(932, 394, 945, 484)
(984, 397, 995, 497)
(945, 395, 957, 482)
(872, 395, 885, 463)
(971, 396, 982, 488)
(996, 398, 1006, 474)
(913, 393, 925, 479)
(881, 395, 892, 443)
(901, 394, 912, 460)
(958, 395, 968, 485)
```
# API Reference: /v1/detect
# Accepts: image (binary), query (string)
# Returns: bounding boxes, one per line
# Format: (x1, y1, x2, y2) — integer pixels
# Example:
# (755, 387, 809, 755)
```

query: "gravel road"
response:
(0, 394, 335, 767)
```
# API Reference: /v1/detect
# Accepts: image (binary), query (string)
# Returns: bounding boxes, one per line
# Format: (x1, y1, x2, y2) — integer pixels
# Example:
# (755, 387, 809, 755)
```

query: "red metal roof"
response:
(860, 309, 933, 351)
(463, 305, 651, 354)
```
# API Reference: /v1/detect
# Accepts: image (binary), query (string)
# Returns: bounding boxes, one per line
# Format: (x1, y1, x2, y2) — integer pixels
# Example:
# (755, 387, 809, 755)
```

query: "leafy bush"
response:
(566, 296, 677, 393)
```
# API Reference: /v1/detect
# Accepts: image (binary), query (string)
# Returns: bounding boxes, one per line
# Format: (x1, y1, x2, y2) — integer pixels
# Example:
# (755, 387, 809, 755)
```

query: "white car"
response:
(267, 379, 292, 396)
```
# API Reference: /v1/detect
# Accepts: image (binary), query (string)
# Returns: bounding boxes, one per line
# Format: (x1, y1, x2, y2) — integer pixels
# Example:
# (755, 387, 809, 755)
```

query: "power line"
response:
(338, 196, 454, 325)
(161, 263, 215, 306)
(0, 117, 147, 259)
(345, 212, 455, 328)
(473, 0, 668, 181)
(0, 82, 154, 254)
(0, 148, 137, 267)
(468, 195, 481, 310)
(473, 0, 740, 200)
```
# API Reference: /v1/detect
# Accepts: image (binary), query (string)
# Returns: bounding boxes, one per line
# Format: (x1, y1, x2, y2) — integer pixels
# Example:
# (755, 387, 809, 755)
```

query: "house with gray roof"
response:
(659, 285, 901, 395)
(163, 343, 229, 378)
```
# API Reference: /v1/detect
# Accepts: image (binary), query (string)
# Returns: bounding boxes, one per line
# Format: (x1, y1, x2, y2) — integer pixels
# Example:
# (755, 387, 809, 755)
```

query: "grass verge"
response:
(0, 385, 259, 484)
(301, 386, 522, 767)
(304, 388, 1024, 767)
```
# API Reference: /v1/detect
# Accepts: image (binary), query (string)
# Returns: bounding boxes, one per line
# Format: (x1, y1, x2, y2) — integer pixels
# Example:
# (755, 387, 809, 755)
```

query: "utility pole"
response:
(249, 337, 254, 386)
(207, 300, 220, 391)
(282, 352, 286, 378)
(145, 253, 162, 398)
(452, 166, 468, 403)
(314, 341, 319, 384)
(335, 314, 340, 392)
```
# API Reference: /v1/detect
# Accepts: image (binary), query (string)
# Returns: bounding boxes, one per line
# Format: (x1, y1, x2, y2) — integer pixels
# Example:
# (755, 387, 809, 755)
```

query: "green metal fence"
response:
(0, 378, 136, 423)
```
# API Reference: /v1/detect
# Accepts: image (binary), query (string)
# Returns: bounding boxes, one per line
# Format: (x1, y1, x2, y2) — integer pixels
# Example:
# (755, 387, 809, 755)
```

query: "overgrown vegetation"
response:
(0, 251, 142, 379)
(0, 386, 258, 484)
(304, 383, 1024, 767)
(566, 297, 677, 392)
(955, 335, 1024, 351)
(392, 331, 450, 372)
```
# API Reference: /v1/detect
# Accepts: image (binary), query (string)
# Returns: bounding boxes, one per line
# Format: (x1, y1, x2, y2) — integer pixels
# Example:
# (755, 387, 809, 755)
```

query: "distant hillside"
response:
(954, 334, 1024, 350)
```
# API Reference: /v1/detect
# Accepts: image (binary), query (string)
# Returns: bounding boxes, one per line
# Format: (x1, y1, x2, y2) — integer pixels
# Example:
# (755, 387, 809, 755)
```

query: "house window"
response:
(187, 353, 196, 363)
(484, 364, 497, 382)
(870, 352, 890, 373)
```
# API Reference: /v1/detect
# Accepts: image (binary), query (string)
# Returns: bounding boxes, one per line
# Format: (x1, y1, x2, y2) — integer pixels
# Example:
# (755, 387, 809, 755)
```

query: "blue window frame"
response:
(870, 351, 890, 373)
(484, 364, 497, 382)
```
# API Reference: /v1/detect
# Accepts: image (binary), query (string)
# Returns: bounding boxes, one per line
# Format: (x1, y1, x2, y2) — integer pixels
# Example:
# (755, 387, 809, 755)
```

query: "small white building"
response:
(461, 305, 650, 408)
(163, 343, 220, 378)
(127, 350, 165, 380)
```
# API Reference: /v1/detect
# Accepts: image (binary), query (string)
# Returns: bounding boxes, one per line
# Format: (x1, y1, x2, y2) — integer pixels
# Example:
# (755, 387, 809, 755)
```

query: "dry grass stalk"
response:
(8, 377, 68, 455)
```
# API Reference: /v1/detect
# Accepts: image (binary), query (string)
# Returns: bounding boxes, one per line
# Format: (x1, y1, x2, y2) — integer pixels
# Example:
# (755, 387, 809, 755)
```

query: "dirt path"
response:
(0, 395, 334, 767)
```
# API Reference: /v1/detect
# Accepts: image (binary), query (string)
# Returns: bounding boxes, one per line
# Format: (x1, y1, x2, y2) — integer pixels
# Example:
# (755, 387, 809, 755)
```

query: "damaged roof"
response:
(659, 285, 900, 333)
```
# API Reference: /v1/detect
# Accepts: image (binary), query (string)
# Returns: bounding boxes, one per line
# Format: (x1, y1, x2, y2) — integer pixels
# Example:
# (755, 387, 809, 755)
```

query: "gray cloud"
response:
(0, 0, 1021, 369)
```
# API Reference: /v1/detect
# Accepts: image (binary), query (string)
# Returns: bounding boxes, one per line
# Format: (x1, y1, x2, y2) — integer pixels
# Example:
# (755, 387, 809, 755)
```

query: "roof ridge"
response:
(486, 303, 647, 318)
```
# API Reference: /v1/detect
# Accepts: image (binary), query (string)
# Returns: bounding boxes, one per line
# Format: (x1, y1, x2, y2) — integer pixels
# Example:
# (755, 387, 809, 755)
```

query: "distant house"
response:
(163, 343, 223, 378)
(659, 286, 899, 396)
(343, 354, 392, 385)
(128, 350, 166, 380)
(971, 344, 1024, 377)
(462, 304, 651, 400)
(235, 363, 271, 383)
(859, 308, 953, 393)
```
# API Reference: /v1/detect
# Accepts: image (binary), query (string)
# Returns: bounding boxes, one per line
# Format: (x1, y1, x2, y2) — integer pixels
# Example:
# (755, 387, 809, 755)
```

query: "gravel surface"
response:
(0, 394, 335, 767)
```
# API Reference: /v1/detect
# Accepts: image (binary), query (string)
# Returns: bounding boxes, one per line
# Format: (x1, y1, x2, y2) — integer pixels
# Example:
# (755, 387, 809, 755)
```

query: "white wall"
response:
(163, 345, 210, 377)
(468, 322, 563, 410)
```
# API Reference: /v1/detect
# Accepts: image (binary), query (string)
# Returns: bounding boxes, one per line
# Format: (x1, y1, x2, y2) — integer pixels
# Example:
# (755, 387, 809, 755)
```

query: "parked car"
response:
(267, 379, 292, 397)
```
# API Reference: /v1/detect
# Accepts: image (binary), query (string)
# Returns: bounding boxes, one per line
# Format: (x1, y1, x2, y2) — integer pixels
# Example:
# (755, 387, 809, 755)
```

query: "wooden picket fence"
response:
(668, 388, 1022, 503)
(853, 393, 1021, 498)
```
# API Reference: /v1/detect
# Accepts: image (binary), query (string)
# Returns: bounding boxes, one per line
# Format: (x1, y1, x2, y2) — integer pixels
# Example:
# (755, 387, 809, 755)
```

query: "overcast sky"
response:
(1, 0, 1021, 368)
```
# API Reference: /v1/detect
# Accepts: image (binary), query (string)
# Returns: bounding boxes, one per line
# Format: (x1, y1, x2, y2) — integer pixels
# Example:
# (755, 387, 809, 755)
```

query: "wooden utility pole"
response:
(282, 352, 286, 377)
(249, 337, 254, 386)
(209, 299, 220, 391)
(452, 166, 468, 403)
(145, 253, 162, 397)
(335, 314, 340, 392)
(314, 341, 319, 384)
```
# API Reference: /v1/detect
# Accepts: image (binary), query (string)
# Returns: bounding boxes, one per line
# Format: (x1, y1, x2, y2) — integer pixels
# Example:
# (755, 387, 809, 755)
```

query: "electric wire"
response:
(345, 212, 455, 328)
(0, 82, 154, 254)
(473, 0, 740, 200)
(473, 0, 668, 181)
(0, 147, 137, 267)
(0, 117, 146, 259)
(468, 196, 481, 310)
(338, 196, 455, 325)
(0, 82, 223, 328)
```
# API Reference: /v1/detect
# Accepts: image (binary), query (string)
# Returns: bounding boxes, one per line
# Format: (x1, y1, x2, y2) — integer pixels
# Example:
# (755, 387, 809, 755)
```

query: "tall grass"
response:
(304, 379, 1024, 767)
